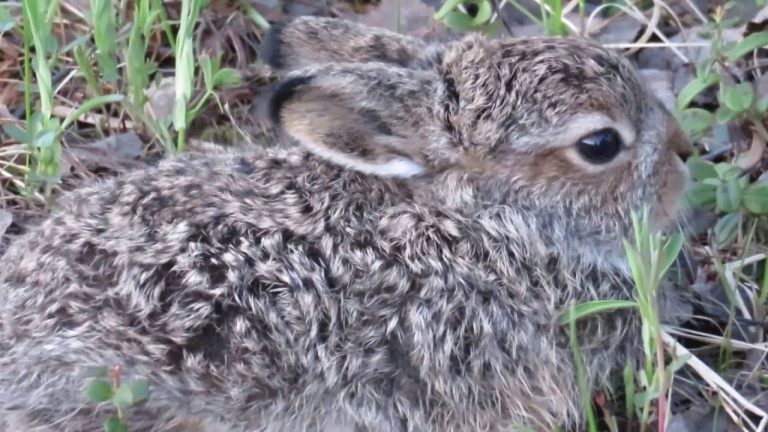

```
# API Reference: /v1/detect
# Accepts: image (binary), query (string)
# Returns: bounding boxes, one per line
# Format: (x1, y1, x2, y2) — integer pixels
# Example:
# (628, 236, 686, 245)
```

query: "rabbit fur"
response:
(0, 16, 692, 432)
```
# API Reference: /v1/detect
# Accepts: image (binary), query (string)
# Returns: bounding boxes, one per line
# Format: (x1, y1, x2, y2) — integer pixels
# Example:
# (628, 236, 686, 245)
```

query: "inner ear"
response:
(269, 74, 427, 178)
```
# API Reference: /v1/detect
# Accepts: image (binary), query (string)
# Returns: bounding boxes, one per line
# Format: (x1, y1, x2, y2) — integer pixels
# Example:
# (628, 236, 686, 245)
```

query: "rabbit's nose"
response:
(675, 145, 692, 162)
(666, 120, 693, 162)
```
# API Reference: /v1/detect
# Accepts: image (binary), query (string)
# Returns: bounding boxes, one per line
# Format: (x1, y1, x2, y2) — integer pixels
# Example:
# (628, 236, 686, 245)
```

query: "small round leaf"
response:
(743, 182, 768, 215)
(84, 379, 112, 403)
(716, 105, 740, 124)
(713, 212, 742, 247)
(677, 108, 713, 140)
(442, 10, 476, 31)
(714, 163, 741, 180)
(715, 178, 742, 213)
(686, 182, 717, 208)
(104, 416, 129, 432)
(722, 83, 755, 114)
(130, 378, 150, 403)
(112, 384, 134, 410)
(686, 157, 718, 181)
(677, 75, 719, 111)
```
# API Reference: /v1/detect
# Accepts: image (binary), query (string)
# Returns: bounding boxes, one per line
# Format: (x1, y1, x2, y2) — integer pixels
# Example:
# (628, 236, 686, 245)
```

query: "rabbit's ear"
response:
(268, 64, 442, 178)
(260, 16, 428, 71)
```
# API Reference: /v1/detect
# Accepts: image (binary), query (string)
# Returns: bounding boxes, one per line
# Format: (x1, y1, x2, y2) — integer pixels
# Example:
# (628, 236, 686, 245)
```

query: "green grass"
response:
(0, 0, 253, 206)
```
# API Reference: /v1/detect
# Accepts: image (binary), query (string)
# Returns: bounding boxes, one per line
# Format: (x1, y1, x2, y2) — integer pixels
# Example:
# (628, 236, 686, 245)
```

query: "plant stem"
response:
(655, 328, 667, 432)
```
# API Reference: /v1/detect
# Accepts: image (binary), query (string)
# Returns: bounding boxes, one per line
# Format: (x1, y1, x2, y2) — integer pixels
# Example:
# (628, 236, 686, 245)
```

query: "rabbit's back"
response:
(0, 148, 399, 429)
(0, 147, 636, 431)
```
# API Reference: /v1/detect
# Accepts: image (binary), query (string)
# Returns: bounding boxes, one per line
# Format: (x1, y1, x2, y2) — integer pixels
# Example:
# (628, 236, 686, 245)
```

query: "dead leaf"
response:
(52, 105, 130, 130)
(0, 82, 21, 109)
(0, 103, 16, 124)
(337, 0, 447, 41)
(145, 77, 176, 124)
(666, 404, 730, 432)
(63, 132, 146, 174)
(734, 129, 766, 171)
(60, 0, 90, 20)
(591, 13, 643, 45)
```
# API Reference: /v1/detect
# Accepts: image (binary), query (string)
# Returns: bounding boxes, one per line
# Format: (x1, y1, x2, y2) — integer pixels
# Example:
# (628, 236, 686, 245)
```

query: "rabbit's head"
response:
(262, 17, 692, 260)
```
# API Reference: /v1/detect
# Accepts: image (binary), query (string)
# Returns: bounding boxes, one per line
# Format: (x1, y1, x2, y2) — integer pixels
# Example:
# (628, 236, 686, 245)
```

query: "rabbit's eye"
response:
(576, 129, 622, 164)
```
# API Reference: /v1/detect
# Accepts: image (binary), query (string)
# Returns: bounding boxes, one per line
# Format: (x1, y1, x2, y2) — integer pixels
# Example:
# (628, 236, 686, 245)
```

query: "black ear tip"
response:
(267, 75, 315, 125)
(259, 21, 286, 69)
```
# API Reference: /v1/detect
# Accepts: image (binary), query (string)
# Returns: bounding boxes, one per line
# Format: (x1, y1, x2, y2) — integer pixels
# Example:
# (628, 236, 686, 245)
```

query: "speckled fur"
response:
(0, 17, 691, 432)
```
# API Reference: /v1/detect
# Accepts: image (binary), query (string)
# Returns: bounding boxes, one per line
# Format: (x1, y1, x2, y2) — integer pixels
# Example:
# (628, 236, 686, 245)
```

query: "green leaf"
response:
(0, 5, 14, 34)
(716, 178, 742, 213)
(686, 182, 717, 208)
(716, 105, 740, 124)
(726, 31, 768, 62)
(666, 353, 691, 375)
(721, 17, 742, 29)
(213, 68, 242, 88)
(660, 232, 684, 276)
(434, 0, 464, 20)
(33, 129, 56, 148)
(90, 0, 119, 83)
(112, 384, 134, 410)
(663, 352, 692, 388)
(695, 58, 713, 79)
(757, 98, 768, 114)
(240, 0, 270, 30)
(2, 124, 30, 144)
(677, 74, 720, 111)
(687, 157, 718, 181)
(722, 83, 755, 114)
(714, 162, 740, 180)
(714, 212, 742, 246)
(84, 379, 113, 403)
(471, 0, 493, 26)
(32, 55, 53, 119)
(559, 300, 638, 325)
(743, 182, 768, 214)
(623, 364, 635, 419)
(633, 390, 660, 407)
(442, 10, 477, 31)
(104, 416, 128, 432)
(677, 108, 713, 140)
(199, 55, 214, 92)
(623, 243, 646, 298)
(61, 94, 124, 130)
(130, 378, 150, 403)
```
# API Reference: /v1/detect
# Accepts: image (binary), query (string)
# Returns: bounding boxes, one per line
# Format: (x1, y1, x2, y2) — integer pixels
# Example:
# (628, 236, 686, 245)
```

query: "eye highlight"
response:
(576, 128, 623, 164)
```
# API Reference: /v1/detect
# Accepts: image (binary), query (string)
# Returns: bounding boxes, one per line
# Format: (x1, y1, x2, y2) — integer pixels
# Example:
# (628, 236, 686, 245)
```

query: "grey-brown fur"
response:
(0, 16, 691, 432)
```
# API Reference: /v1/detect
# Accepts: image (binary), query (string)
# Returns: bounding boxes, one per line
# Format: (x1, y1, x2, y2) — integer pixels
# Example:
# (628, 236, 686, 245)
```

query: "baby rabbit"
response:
(0, 16, 691, 432)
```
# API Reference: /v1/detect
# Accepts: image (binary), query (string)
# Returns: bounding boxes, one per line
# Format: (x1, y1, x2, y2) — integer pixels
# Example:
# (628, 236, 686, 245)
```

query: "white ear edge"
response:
(293, 134, 425, 178)
(369, 157, 426, 177)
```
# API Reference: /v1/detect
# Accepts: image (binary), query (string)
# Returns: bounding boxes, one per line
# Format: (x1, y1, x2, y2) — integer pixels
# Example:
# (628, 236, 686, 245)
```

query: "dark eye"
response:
(576, 128, 623, 164)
